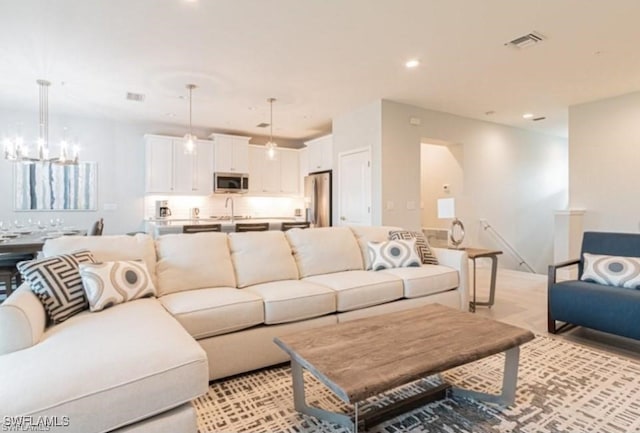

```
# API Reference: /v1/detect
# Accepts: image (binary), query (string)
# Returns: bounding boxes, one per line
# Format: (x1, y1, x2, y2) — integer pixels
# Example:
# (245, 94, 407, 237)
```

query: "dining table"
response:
(0, 230, 86, 256)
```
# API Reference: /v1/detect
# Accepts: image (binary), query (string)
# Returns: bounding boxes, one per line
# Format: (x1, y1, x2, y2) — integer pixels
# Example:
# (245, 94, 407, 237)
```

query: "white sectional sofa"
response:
(0, 226, 468, 433)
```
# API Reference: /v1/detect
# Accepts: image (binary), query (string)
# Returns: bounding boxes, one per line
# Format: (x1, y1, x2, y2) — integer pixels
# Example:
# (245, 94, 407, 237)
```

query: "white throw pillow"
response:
(367, 239, 421, 271)
(581, 253, 640, 289)
(80, 260, 156, 312)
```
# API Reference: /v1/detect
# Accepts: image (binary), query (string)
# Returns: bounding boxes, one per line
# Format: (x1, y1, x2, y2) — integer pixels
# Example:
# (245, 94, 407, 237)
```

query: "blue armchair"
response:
(548, 231, 640, 340)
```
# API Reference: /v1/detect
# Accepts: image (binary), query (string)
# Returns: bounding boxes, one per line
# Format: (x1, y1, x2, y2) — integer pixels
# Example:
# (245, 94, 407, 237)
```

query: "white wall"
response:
(332, 100, 382, 225)
(340, 99, 568, 273)
(569, 91, 640, 232)
(420, 142, 464, 229)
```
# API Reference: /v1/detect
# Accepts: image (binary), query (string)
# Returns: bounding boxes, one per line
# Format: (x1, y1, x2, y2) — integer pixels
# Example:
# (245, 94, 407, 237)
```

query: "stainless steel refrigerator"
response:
(304, 171, 332, 227)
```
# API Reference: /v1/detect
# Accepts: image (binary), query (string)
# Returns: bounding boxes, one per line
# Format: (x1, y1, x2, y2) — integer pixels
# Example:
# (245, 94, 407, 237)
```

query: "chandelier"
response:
(3, 79, 79, 165)
(183, 84, 197, 155)
(265, 97, 278, 160)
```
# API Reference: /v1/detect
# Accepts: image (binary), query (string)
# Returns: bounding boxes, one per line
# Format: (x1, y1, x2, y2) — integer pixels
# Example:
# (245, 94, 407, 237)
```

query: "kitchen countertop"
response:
(145, 217, 306, 236)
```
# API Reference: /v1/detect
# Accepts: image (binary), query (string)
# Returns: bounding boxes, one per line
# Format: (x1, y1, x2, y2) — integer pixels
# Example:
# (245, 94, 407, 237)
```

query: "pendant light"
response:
(3, 79, 79, 165)
(265, 97, 278, 160)
(183, 84, 197, 155)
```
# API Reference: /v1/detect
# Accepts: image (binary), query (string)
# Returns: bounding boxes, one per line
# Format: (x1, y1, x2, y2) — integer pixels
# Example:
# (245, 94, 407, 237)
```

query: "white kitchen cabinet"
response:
(145, 136, 174, 193)
(210, 133, 250, 174)
(144, 134, 213, 194)
(279, 149, 299, 194)
(248, 146, 265, 193)
(248, 145, 300, 195)
(304, 134, 333, 173)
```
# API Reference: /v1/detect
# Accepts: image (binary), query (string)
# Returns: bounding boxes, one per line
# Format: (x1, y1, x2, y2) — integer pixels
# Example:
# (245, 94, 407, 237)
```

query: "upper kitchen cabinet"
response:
(279, 149, 300, 194)
(304, 134, 333, 173)
(210, 133, 250, 174)
(144, 134, 213, 194)
(248, 145, 300, 195)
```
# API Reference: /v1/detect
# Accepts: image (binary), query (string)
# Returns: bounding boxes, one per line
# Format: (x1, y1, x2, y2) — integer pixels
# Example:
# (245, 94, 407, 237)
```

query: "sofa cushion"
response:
(368, 239, 421, 270)
(229, 231, 298, 288)
(581, 253, 640, 289)
(18, 250, 96, 323)
(349, 225, 403, 269)
(304, 270, 403, 312)
(286, 227, 363, 277)
(245, 280, 336, 324)
(155, 233, 236, 296)
(389, 230, 439, 265)
(381, 265, 459, 298)
(43, 234, 157, 285)
(79, 260, 156, 312)
(0, 298, 208, 433)
(160, 287, 264, 339)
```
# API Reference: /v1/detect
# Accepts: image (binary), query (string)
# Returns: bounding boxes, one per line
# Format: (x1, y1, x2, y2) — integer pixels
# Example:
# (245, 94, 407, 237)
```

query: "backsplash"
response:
(144, 195, 305, 220)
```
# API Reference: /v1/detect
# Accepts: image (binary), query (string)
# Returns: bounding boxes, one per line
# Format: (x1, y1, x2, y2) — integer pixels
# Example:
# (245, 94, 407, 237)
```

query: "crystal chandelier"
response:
(3, 79, 79, 165)
(265, 97, 278, 160)
(183, 84, 197, 155)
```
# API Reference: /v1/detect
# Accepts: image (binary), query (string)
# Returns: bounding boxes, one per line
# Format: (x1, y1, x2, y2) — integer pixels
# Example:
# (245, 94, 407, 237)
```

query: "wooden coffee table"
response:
(274, 304, 534, 432)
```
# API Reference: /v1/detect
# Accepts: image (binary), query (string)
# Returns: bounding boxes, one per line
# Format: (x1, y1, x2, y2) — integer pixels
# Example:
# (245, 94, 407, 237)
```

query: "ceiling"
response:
(2, 0, 640, 142)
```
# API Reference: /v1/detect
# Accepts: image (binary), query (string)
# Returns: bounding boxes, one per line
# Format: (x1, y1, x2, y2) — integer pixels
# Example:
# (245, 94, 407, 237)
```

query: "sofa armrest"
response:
(431, 247, 469, 311)
(0, 283, 46, 355)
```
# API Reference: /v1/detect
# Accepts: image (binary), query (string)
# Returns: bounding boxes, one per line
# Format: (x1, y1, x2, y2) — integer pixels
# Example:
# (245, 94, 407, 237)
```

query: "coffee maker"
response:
(155, 200, 172, 219)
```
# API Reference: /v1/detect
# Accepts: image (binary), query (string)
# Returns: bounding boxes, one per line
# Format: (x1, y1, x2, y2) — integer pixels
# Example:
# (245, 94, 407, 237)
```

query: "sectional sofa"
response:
(0, 226, 469, 433)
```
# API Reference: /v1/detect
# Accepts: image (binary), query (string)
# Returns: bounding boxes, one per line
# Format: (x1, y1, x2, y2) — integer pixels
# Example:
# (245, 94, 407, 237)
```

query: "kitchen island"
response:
(145, 217, 307, 237)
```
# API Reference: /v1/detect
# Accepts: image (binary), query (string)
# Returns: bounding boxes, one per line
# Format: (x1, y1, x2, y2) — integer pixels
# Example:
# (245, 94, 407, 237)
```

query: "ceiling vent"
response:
(505, 32, 545, 49)
(256, 122, 269, 128)
(126, 92, 145, 102)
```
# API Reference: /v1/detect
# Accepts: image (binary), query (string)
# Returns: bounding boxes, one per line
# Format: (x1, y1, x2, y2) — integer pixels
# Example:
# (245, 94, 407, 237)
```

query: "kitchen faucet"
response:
(225, 196, 235, 223)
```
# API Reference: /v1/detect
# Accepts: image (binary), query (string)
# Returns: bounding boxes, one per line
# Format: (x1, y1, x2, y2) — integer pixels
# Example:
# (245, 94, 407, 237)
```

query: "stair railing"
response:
(479, 219, 536, 273)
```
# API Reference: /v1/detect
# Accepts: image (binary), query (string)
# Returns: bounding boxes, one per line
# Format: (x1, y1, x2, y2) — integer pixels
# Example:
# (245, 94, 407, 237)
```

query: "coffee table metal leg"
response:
(291, 358, 355, 431)
(450, 346, 520, 406)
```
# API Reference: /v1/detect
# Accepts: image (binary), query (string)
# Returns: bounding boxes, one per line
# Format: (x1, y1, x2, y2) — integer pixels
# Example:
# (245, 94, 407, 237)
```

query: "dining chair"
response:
(280, 221, 311, 231)
(235, 222, 270, 232)
(0, 253, 33, 300)
(182, 224, 222, 234)
(88, 218, 104, 236)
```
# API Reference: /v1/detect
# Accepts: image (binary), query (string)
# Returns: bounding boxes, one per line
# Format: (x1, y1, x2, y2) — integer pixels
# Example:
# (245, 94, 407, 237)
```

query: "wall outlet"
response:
(386, 201, 395, 210)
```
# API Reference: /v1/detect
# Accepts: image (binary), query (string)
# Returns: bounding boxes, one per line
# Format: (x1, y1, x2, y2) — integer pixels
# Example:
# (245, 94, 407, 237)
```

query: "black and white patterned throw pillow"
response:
(18, 250, 96, 323)
(389, 230, 439, 265)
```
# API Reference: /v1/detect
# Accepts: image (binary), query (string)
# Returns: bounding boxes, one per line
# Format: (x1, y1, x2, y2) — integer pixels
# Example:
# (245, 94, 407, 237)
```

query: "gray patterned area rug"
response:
(194, 335, 640, 433)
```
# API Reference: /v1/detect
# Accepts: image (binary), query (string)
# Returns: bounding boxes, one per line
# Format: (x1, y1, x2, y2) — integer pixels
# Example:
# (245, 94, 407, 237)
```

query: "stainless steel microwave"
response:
(214, 172, 249, 193)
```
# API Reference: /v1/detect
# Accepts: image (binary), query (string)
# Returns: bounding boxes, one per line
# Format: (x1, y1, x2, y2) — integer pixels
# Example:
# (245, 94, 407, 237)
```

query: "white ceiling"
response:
(2, 0, 640, 141)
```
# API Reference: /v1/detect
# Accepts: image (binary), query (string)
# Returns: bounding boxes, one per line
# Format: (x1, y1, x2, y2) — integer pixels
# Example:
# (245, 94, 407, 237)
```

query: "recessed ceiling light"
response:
(522, 113, 534, 119)
(405, 59, 420, 69)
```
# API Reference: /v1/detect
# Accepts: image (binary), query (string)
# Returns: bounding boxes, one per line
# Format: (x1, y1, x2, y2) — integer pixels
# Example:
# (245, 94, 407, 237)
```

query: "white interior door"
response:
(338, 148, 371, 226)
